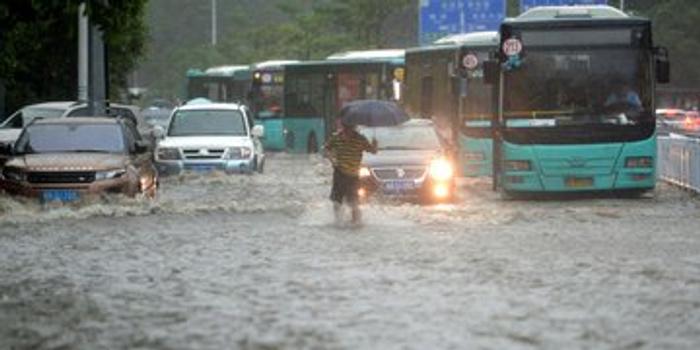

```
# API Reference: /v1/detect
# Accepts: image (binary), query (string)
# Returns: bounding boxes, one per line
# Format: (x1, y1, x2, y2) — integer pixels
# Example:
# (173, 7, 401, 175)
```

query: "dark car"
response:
(0, 117, 157, 201)
(357, 119, 456, 203)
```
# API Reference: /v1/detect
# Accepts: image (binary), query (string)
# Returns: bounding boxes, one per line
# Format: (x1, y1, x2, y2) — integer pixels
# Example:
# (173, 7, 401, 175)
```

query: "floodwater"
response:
(1, 154, 699, 349)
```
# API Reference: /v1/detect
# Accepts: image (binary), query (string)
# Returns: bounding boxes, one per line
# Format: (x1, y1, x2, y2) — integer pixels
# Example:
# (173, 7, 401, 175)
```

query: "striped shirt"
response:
(325, 130, 373, 177)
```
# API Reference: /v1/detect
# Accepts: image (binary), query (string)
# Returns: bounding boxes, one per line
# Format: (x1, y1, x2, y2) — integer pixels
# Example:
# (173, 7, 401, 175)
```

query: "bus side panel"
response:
(502, 139, 656, 192)
(459, 135, 493, 177)
(257, 118, 285, 151)
(283, 117, 325, 153)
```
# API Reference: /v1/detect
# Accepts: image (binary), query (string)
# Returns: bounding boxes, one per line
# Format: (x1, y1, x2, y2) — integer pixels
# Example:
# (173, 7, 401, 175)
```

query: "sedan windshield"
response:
(15, 123, 126, 154)
(168, 109, 247, 136)
(361, 125, 440, 151)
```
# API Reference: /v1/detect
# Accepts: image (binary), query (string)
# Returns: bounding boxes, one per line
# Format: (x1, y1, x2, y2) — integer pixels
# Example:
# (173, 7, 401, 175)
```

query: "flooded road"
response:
(1, 154, 700, 349)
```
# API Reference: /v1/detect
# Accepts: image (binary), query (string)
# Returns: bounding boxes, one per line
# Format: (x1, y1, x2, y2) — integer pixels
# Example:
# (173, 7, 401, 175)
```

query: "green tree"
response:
(0, 0, 147, 115)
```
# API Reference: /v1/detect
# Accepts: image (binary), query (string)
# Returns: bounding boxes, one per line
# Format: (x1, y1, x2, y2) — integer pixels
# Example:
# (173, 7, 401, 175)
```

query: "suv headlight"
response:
(157, 147, 181, 160)
(225, 147, 253, 160)
(429, 158, 453, 181)
(2, 167, 26, 182)
(95, 169, 126, 181)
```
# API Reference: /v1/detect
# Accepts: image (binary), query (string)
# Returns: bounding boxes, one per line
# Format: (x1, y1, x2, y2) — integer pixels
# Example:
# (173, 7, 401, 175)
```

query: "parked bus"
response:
(405, 31, 499, 177)
(249, 60, 300, 150)
(486, 5, 669, 195)
(186, 65, 252, 103)
(283, 50, 405, 153)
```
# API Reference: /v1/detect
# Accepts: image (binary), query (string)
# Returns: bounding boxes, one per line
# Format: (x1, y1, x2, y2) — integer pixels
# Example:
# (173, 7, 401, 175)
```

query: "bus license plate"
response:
(384, 180, 415, 193)
(566, 177, 593, 188)
(41, 189, 80, 202)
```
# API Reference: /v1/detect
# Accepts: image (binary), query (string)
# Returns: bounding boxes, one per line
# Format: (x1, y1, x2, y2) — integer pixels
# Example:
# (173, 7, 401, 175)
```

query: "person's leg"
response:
(330, 168, 344, 223)
(347, 175, 361, 225)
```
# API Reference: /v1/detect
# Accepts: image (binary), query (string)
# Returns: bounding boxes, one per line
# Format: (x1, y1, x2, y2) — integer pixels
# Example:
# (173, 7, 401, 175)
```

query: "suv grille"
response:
(27, 172, 96, 184)
(182, 148, 225, 160)
(372, 168, 426, 180)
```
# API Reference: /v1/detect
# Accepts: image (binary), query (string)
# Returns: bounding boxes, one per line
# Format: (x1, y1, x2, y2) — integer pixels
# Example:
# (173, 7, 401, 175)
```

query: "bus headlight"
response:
(359, 166, 371, 178)
(625, 156, 653, 168)
(504, 160, 532, 171)
(429, 158, 453, 181)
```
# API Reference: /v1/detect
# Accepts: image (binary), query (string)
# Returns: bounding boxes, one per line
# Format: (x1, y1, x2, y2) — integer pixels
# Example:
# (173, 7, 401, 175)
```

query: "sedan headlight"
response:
(225, 147, 253, 160)
(359, 166, 371, 178)
(429, 158, 453, 181)
(156, 147, 181, 160)
(2, 167, 26, 182)
(95, 169, 126, 181)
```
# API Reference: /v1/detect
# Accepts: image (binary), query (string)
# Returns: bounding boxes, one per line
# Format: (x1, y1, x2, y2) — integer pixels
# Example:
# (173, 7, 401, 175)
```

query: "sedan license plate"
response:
(383, 180, 415, 193)
(565, 177, 593, 188)
(41, 189, 80, 202)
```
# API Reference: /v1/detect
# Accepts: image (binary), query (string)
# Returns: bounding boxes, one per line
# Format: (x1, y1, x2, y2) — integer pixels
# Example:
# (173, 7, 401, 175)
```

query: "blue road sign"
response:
(419, 0, 506, 45)
(520, 0, 608, 13)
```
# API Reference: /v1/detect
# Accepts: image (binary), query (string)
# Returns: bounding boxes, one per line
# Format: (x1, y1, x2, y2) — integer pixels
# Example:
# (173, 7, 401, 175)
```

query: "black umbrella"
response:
(339, 100, 409, 127)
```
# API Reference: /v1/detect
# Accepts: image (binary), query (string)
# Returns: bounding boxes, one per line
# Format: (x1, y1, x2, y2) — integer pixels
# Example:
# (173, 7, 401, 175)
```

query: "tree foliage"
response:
(0, 0, 147, 115)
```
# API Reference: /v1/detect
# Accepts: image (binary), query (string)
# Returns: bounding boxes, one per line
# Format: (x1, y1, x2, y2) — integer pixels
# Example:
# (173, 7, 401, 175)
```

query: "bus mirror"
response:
(483, 60, 499, 85)
(655, 47, 670, 84)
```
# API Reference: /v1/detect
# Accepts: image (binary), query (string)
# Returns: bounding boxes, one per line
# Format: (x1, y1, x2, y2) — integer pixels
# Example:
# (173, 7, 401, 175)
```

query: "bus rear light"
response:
(631, 174, 651, 181)
(625, 156, 653, 168)
(504, 160, 531, 171)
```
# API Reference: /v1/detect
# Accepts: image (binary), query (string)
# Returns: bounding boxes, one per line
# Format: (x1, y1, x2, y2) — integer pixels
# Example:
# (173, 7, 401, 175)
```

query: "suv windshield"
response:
(15, 123, 126, 154)
(361, 125, 439, 151)
(168, 109, 247, 136)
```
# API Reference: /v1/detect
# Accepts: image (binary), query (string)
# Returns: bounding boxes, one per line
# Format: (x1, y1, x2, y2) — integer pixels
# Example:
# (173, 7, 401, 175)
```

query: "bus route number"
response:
(503, 38, 523, 57)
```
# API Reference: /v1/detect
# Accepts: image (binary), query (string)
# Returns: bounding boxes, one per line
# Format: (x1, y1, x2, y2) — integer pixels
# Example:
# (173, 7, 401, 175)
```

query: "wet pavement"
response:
(1, 154, 700, 349)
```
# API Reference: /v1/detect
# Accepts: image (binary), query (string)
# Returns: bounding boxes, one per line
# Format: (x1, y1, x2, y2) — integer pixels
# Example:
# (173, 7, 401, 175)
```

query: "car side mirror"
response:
(252, 125, 265, 138)
(152, 125, 166, 139)
(483, 60, 499, 85)
(655, 47, 670, 84)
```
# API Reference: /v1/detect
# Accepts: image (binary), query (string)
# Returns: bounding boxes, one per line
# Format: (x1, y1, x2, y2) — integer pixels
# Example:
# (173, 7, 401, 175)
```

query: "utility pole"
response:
(78, 2, 88, 102)
(211, 0, 217, 46)
(620, 0, 625, 12)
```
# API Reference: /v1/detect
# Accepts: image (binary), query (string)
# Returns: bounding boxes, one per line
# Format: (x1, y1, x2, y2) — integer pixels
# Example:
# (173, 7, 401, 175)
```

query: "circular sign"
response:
(261, 73, 273, 83)
(502, 38, 523, 56)
(462, 53, 479, 70)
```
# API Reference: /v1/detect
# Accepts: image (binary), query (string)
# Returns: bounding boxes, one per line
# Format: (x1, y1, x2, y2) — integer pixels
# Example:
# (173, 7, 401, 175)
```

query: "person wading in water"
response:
(324, 121, 378, 225)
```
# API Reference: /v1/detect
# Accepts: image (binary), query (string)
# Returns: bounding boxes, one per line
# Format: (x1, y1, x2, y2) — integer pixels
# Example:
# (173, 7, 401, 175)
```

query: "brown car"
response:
(0, 117, 157, 201)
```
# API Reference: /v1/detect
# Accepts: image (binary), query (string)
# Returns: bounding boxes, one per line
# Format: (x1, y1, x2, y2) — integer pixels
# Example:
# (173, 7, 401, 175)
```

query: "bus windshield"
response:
(504, 48, 652, 128)
(252, 83, 283, 118)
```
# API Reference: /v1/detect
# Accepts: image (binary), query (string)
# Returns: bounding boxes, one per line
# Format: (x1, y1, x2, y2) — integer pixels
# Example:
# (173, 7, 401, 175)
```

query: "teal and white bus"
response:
(249, 60, 300, 151)
(186, 65, 252, 103)
(283, 50, 405, 153)
(405, 31, 499, 177)
(487, 5, 669, 195)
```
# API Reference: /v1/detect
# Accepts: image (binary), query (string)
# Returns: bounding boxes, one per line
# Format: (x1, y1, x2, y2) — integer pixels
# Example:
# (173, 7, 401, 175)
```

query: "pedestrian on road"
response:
(324, 121, 378, 225)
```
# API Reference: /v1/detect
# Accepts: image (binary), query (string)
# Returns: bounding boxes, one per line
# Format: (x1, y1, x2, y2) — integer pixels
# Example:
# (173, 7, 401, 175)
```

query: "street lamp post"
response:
(211, 0, 217, 46)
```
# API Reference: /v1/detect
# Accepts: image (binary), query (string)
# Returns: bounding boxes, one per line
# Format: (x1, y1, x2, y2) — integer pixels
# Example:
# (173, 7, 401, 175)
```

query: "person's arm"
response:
(362, 135, 378, 154)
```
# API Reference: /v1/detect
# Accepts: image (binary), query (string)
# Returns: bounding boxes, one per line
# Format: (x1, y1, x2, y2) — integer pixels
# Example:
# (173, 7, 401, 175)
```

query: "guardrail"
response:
(658, 135, 700, 193)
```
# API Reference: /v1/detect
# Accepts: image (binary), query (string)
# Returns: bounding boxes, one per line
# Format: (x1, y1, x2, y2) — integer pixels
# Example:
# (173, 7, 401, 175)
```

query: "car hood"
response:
(5, 153, 128, 171)
(0, 129, 22, 144)
(362, 149, 439, 168)
(158, 136, 253, 149)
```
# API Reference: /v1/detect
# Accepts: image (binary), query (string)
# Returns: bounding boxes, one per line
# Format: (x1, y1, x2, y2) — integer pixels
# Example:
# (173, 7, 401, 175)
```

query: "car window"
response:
(1, 111, 23, 128)
(15, 123, 127, 154)
(361, 125, 440, 151)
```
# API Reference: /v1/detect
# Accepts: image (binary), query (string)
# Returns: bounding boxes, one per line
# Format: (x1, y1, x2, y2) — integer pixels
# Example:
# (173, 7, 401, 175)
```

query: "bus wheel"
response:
(307, 133, 318, 153)
(285, 131, 295, 152)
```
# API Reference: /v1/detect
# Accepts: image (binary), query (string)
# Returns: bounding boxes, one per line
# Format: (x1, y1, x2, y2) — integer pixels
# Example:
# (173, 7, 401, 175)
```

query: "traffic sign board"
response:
(520, 0, 608, 13)
(419, 0, 506, 45)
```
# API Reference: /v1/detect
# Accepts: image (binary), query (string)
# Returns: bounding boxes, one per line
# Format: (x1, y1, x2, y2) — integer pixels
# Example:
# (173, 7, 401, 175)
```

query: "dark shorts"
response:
(330, 168, 359, 204)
